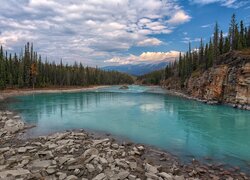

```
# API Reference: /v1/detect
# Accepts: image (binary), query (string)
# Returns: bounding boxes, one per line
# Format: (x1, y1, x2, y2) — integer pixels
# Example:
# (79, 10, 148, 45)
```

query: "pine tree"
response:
(0, 46, 5, 89)
(213, 22, 219, 61)
(199, 38, 204, 66)
(219, 31, 224, 55)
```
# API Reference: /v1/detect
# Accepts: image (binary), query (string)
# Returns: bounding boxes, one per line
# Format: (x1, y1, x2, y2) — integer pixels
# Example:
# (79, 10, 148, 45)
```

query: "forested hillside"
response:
(0, 43, 134, 90)
(137, 14, 250, 108)
(138, 14, 250, 86)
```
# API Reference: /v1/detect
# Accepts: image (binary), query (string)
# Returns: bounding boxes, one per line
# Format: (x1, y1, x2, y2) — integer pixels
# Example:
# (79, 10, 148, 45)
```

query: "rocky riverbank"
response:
(0, 110, 250, 180)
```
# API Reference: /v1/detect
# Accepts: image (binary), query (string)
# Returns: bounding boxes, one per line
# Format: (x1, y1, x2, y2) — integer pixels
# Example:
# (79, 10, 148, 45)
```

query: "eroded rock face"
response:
(186, 63, 250, 106)
(162, 51, 250, 109)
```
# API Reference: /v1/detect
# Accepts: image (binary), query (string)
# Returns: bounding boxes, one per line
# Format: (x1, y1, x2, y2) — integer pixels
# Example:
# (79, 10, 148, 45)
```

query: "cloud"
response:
(0, 0, 191, 66)
(189, 0, 249, 8)
(201, 23, 214, 28)
(167, 10, 191, 25)
(182, 37, 201, 44)
(137, 38, 163, 46)
(104, 51, 180, 65)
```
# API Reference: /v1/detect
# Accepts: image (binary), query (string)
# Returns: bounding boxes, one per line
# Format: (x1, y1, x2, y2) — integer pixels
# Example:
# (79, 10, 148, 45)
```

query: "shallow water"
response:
(7, 85, 250, 170)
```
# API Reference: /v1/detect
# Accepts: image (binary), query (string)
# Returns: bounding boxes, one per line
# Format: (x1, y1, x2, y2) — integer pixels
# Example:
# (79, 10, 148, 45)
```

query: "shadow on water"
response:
(6, 86, 250, 172)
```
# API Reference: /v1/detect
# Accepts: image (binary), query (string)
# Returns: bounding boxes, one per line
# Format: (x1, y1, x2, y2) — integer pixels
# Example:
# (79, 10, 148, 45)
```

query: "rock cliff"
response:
(162, 51, 250, 109)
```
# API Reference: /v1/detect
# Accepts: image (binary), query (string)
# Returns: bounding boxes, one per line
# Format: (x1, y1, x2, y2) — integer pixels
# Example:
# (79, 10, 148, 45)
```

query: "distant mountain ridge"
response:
(102, 62, 169, 76)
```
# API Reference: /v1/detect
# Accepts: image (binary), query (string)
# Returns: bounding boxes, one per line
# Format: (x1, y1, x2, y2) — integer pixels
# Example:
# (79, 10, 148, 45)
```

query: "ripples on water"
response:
(8, 85, 250, 171)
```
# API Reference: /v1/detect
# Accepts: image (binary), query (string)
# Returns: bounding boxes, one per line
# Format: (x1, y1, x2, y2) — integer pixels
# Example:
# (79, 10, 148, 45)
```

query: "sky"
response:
(0, 0, 249, 67)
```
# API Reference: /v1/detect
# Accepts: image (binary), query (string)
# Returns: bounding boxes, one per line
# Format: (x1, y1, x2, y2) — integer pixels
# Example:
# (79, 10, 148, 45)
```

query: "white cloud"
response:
(189, 0, 249, 8)
(105, 51, 180, 65)
(182, 37, 201, 44)
(201, 23, 213, 28)
(0, 0, 191, 66)
(137, 38, 162, 46)
(167, 10, 191, 25)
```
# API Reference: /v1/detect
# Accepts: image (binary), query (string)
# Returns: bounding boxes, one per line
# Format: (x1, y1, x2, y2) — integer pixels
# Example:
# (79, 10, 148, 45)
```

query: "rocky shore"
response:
(162, 89, 250, 110)
(0, 110, 250, 180)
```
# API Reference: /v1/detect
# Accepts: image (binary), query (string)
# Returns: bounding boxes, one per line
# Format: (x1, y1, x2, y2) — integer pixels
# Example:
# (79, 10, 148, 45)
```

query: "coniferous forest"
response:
(138, 14, 250, 85)
(0, 43, 134, 90)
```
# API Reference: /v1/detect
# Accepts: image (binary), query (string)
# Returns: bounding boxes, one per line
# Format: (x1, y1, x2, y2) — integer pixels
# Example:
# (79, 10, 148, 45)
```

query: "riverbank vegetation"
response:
(0, 43, 134, 90)
(138, 14, 250, 85)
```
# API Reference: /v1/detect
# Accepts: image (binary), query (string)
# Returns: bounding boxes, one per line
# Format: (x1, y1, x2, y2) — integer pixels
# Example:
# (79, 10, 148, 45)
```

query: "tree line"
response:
(139, 14, 250, 85)
(0, 43, 134, 90)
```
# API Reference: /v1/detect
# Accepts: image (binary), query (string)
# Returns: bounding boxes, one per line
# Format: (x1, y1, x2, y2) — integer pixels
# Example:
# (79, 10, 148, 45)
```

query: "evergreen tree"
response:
(219, 31, 224, 55)
(213, 22, 219, 61)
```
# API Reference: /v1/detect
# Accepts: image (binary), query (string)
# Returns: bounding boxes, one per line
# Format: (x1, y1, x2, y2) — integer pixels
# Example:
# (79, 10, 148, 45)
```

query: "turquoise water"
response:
(7, 85, 250, 170)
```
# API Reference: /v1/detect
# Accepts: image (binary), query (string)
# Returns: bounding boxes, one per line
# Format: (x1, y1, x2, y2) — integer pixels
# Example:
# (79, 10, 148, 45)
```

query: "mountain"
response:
(102, 62, 169, 76)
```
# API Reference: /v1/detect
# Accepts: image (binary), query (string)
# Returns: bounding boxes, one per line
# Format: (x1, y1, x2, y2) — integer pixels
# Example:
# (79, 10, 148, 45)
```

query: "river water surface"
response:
(7, 85, 250, 170)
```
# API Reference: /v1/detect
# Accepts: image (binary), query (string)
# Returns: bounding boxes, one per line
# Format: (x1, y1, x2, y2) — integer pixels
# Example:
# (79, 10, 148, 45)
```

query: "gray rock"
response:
(174, 175, 185, 180)
(128, 174, 137, 180)
(117, 171, 130, 180)
(46, 168, 56, 175)
(93, 138, 109, 146)
(158, 172, 173, 180)
(58, 172, 67, 180)
(111, 143, 119, 149)
(129, 162, 137, 170)
(86, 163, 95, 173)
(0, 147, 10, 153)
(65, 175, 78, 180)
(0, 169, 30, 178)
(4, 119, 25, 133)
(31, 159, 52, 168)
(99, 157, 108, 165)
(83, 148, 99, 158)
(18, 146, 36, 153)
(74, 168, 80, 175)
(37, 151, 54, 159)
(145, 172, 159, 180)
(145, 163, 158, 174)
(68, 165, 84, 170)
(93, 173, 106, 180)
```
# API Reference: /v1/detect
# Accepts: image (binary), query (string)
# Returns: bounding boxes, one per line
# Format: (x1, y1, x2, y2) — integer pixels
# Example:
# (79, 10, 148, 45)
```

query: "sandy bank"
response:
(0, 86, 108, 101)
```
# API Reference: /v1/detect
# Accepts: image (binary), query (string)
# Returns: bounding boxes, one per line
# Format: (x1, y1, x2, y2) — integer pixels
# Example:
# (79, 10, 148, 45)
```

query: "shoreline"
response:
(0, 86, 109, 101)
(161, 87, 250, 111)
(1, 86, 250, 179)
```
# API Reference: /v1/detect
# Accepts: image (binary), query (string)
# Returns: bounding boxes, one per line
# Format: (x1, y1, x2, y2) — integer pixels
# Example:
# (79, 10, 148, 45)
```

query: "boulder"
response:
(4, 119, 25, 133)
